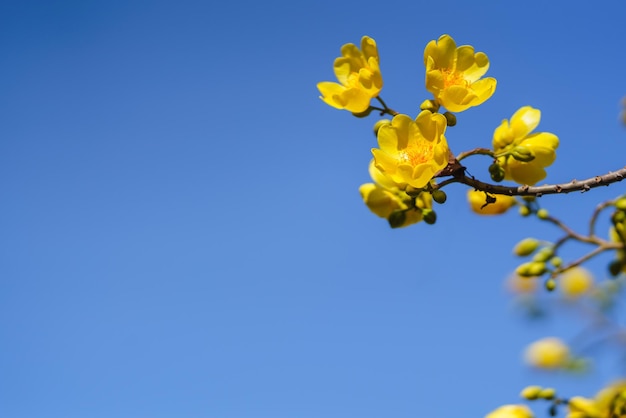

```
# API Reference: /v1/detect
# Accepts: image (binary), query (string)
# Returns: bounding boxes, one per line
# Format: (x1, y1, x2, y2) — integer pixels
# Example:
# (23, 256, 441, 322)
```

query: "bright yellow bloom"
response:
(371, 111, 449, 189)
(493, 106, 559, 185)
(559, 267, 594, 299)
(467, 189, 516, 215)
(485, 404, 534, 418)
(359, 161, 432, 228)
(506, 273, 538, 294)
(424, 34, 496, 112)
(317, 36, 383, 113)
(566, 381, 626, 418)
(524, 337, 570, 369)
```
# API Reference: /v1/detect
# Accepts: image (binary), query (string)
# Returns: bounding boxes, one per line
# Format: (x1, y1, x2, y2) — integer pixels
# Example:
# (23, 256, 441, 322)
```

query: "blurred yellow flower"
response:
(567, 397, 601, 418)
(317, 36, 383, 113)
(506, 273, 538, 294)
(424, 34, 496, 112)
(492, 106, 559, 185)
(524, 337, 570, 369)
(371, 111, 449, 189)
(467, 189, 516, 215)
(359, 162, 432, 228)
(559, 267, 594, 299)
(485, 404, 534, 418)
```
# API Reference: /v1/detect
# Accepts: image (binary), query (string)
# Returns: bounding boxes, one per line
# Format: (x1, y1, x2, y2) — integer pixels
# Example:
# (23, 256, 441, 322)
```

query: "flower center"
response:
(399, 142, 433, 166)
(442, 69, 469, 89)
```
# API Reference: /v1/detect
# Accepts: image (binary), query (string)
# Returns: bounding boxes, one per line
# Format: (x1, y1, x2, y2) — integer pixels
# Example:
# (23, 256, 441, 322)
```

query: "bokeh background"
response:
(2, 1, 626, 417)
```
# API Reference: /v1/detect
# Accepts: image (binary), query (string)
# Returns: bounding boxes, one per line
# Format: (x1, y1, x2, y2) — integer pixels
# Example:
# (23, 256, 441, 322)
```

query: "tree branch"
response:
(436, 166, 626, 197)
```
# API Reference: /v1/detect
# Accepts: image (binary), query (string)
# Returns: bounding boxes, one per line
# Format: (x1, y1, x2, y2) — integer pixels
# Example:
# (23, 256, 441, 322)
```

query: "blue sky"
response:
(2, 1, 626, 417)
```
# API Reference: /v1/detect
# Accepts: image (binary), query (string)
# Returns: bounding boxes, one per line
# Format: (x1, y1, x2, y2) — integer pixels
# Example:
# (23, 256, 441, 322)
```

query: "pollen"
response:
(399, 141, 434, 166)
(442, 69, 469, 89)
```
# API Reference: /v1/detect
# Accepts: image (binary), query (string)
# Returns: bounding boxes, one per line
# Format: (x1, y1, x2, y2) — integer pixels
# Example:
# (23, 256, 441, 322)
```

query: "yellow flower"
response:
(371, 111, 449, 189)
(485, 404, 534, 418)
(493, 106, 559, 185)
(317, 36, 383, 113)
(566, 397, 602, 418)
(424, 34, 496, 112)
(467, 189, 516, 215)
(359, 162, 432, 228)
(559, 267, 594, 299)
(506, 273, 538, 294)
(524, 337, 570, 369)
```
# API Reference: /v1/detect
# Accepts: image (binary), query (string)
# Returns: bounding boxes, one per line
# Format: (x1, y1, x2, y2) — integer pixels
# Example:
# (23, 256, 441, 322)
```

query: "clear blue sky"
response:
(2, 1, 626, 417)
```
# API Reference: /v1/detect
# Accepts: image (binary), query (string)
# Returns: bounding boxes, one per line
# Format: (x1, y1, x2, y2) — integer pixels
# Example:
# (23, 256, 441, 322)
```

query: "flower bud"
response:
(532, 247, 554, 263)
(516, 261, 546, 277)
(615, 198, 626, 211)
(404, 185, 422, 197)
(550, 257, 562, 267)
(443, 111, 456, 127)
(609, 259, 623, 277)
(536, 209, 549, 219)
(431, 190, 447, 204)
(422, 209, 437, 225)
(489, 162, 505, 182)
(519, 206, 531, 217)
(545, 278, 556, 291)
(511, 146, 535, 162)
(520, 385, 542, 400)
(388, 210, 406, 229)
(538, 388, 556, 400)
(612, 210, 626, 224)
(373, 119, 391, 137)
(513, 238, 540, 256)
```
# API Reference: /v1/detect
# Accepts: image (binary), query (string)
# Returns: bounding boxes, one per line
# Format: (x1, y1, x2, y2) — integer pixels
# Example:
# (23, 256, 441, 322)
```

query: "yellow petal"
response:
(510, 106, 541, 139)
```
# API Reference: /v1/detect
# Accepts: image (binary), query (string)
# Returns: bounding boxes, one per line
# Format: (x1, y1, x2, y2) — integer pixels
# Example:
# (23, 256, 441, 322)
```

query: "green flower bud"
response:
(519, 206, 531, 217)
(373, 119, 391, 137)
(443, 111, 457, 127)
(612, 210, 626, 224)
(422, 209, 437, 225)
(532, 247, 554, 263)
(431, 190, 447, 204)
(513, 238, 540, 256)
(536, 209, 549, 219)
(609, 259, 623, 277)
(550, 257, 563, 267)
(520, 385, 542, 400)
(489, 162, 505, 182)
(516, 261, 547, 277)
(405, 185, 422, 197)
(615, 198, 626, 211)
(511, 145, 535, 162)
(545, 278, 556, 291)
(388, 210, 406, 228)
(538, 388, 556, 400)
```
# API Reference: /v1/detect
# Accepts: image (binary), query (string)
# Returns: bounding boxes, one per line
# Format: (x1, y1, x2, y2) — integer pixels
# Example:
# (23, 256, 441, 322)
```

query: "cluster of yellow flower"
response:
(317, 35, 559, 227)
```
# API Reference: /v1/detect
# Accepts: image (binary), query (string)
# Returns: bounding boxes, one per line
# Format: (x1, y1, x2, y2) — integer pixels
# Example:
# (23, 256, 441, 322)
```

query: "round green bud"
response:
(545, 278, 556, 291)
(488, 162, 505, 182)
(373, 119, 391, 137)
(532, 247, 554, 263)
(536, 209, 549, 219)
(609, 259, 623, 277)
(612, 210, 626, 224)
(550, 257, 563, 267)
(520, 385, 543, 400)
(422, 209, 437, 225)
(538, 388, 556, 400)
(513, 238, 540, 256)
(388, 210, 407, 229)
(519, 206, 531, 217)
(511, 146, 535, 162)
(431, 190, 447, 204)
(443, 112, 457, 127)
(615, 198, 626, 211)
(405, 185, 422, 197)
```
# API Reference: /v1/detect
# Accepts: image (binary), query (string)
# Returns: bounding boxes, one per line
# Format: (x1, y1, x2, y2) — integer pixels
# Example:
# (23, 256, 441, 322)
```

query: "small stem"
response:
(375, 96, 399, 116)
(589, 200, 616, 238)
(456, 148, 496, 161)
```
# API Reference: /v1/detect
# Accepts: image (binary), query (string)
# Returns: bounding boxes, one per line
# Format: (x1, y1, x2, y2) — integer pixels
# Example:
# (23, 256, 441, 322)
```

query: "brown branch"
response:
(436, 166, 626, 197)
